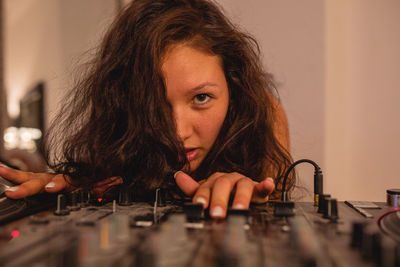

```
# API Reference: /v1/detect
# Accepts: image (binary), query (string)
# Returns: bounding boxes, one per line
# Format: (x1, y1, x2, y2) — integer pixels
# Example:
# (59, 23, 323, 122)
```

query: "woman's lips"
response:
(185, 148, 199, 161)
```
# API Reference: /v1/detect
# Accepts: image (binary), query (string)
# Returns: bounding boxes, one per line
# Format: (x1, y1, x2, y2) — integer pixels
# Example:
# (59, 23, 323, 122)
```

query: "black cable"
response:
(281, 159, 322, 201)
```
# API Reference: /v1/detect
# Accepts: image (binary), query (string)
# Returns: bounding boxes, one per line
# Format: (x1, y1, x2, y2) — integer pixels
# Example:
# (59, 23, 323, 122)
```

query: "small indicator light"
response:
(11, 230, 19, 238)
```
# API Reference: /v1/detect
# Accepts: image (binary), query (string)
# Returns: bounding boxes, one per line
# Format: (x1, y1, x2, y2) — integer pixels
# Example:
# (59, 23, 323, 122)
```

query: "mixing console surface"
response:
(0, 192, 399, 267)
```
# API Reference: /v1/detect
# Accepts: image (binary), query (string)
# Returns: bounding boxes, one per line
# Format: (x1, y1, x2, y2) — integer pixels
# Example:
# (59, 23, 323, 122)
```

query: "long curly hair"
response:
(44, 0, 294, 199)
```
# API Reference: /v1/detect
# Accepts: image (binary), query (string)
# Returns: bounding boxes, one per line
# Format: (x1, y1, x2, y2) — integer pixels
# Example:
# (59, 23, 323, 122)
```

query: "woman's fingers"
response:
(44, 174, 73, 193)
(6, 178, 48, 198)
(0, 163, 73, 199)
(0, 163, 53, 184)
(174, 171, 200, 196)
(5, 174, 72, 199)
(174, 171, 276, 219)
(192, 183, 211, 208)
(251, 177, 275, 203)
(198, 172, 243, 218)
(232, 178, 255, 209)
(209, 176, 234, 218)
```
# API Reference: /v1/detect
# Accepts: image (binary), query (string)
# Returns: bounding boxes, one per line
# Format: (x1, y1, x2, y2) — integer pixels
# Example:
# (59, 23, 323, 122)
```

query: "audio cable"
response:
(281, 159, 323, 206)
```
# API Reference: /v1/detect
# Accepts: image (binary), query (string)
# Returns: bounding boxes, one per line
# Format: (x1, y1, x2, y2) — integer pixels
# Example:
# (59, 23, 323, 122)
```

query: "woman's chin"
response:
(187, 159, 201, 173)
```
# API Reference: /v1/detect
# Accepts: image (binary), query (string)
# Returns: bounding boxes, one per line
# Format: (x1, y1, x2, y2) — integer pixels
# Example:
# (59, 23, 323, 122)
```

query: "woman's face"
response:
(162, 44, 230, 172)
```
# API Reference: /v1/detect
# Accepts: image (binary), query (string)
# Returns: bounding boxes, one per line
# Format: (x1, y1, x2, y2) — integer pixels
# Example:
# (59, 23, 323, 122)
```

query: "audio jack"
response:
(274, 159, 323, 217)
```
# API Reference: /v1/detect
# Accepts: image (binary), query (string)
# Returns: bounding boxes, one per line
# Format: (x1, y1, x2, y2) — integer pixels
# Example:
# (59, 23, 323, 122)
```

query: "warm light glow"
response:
(3, 127, 42, 152)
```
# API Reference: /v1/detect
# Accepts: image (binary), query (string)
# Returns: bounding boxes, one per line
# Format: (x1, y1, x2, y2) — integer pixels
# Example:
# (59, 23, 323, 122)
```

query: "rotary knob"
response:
(118, 186, 133, 206)
(54, 194, 70, 216)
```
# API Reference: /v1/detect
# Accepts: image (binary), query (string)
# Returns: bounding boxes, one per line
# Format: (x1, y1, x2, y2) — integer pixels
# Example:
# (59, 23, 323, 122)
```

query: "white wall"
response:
(5, 0, 400, 201)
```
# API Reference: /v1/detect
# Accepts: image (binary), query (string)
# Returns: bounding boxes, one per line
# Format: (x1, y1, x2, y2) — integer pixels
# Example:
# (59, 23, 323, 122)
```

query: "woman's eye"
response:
(193, 94, 211, 105)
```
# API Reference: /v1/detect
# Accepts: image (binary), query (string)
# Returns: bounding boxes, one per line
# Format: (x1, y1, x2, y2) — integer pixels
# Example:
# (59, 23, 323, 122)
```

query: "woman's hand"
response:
(174, 171, 275, 219)
(0, 163, 70, 199)
(0, 163, 123, 199)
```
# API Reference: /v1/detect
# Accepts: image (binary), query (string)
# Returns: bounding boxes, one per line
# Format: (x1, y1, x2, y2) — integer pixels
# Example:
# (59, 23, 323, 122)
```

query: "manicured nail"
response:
(195, 197, 206, 205)
(266, 177, 275, 184)
(173, 171, 183, 179)
(45, 182, 56, 188)
(211, 206, 224, 218)
(232, 204, 245, 210)
(5, 186, 19, 192)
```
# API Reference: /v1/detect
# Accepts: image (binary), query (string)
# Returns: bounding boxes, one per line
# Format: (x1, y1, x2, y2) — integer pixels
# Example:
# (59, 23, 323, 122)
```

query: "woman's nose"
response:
(174, 109, 193, 141)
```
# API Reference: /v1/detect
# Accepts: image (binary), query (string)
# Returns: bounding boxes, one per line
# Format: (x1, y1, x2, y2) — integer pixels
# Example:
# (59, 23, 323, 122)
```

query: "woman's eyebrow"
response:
(187, 82, 218, 95)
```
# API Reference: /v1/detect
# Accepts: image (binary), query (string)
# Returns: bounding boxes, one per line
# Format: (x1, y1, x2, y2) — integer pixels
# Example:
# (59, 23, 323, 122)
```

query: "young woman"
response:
(0, 0, 293, 219)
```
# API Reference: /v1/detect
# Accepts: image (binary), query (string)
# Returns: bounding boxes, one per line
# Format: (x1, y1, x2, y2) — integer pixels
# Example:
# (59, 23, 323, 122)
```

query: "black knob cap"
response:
(317, 194, 331, 214)
(69, 190, 81, 211)
(183, 203, 204, 222)
(351, 221, 366, 248)
(360, 225, 379, 262)
(80, 189, 91, 207)
(118, 187, 133, 206)
(378, 235, 398, 267)
(54, 194, 70, 216)
(323, 198, 339, 221)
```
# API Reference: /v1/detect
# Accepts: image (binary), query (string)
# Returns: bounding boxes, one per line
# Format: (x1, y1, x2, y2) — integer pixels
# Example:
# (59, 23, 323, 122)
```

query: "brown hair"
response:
(45, 0, 293, 199)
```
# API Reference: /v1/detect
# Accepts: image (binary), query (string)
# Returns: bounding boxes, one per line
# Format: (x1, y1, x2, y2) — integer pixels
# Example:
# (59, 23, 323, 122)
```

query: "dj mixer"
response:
(0, 175, 399, 267)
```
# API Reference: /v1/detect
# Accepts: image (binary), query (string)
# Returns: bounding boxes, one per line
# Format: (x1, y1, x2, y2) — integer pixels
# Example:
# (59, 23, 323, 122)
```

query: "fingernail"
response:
(173, 171, 182, 179)
(267, 177, 275, 184)
(195, 197, 206, 205)
(232, 204, 245, 210)
(5, 186, 19, 192)
(45, 182, 56, 188)
(211, 206, 224, 218)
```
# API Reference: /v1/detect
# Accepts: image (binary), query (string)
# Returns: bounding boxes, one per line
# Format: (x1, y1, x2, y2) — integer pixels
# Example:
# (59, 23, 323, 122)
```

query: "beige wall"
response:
(220, 0, 400, 201)
(4, 0, 400, 201)
(325, 0, 400, 201)
(219, 0, 325, 200)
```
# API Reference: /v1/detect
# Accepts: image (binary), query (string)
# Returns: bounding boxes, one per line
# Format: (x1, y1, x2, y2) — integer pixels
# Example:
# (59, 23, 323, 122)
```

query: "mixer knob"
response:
(360, 225, 379, 262)
(323, 198, 339, 221)
(118, 187, 133, 206)
(351, 221, 366, 248)
(69, 190, 81, 211)
(317, 194, 331, 214)
(80, 189, 91, 207)
(378, 235, 398, 267)
(183, 203, 204, 222)
(386, 189, 400, 207)
(54, 194, 70, 216)
(155, 188, 165, 207)
(216, 252, 239, 267)
(135, 248, 156, 267)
